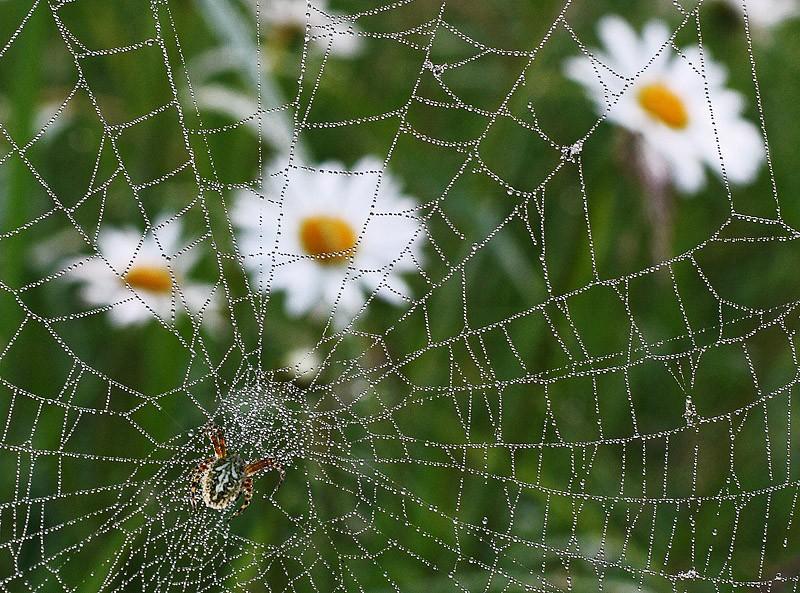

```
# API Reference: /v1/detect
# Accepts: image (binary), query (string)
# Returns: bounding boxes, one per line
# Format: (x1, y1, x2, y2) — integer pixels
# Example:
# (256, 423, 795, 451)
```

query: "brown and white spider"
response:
(189, 425, 284, 518)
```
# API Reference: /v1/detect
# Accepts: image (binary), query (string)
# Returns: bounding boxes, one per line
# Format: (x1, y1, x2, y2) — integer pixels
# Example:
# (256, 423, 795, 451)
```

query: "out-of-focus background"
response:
(1, 0, 799, 591)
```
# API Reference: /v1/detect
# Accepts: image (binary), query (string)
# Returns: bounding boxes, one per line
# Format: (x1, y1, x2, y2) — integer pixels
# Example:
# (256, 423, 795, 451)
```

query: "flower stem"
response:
(0, 3, 45, 342)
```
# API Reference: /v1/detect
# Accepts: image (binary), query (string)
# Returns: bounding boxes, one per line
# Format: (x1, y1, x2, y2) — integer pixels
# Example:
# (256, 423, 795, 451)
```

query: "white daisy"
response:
(283, 345, 322, 383)
(63, 217, 219, 328)
(256, 0, 363, 58)
(722, 0, 798, 30)
(565, 15, 765, 194)
(233, 157, 424, 325)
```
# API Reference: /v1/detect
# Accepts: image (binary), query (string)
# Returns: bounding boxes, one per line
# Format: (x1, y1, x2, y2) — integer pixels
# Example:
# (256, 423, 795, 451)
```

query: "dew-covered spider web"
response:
(1, 0, 799, 591)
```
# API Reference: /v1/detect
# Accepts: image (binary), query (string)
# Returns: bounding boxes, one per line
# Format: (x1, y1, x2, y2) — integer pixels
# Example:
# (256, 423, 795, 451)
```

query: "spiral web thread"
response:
(0, 0, 798, 591)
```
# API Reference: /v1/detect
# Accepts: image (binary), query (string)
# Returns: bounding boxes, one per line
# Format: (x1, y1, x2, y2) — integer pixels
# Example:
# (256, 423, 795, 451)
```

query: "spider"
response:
(189, 424, 284, 518)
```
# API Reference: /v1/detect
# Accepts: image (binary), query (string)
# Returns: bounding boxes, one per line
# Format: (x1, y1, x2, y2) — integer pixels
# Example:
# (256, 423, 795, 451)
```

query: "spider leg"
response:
(189, 457, 214, 509)
(244, 458, 285, 483)
(208, 424, 227, 459)
(231, 478, 253, 519)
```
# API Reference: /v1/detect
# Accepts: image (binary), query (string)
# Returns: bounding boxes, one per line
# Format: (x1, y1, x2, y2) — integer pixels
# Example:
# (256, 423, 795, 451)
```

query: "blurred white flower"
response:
(722, 0, 799, 30)
(565, 15, 765, 194)
(63, 217, 219, 327)
(283, 345, 322, 383)
(233, 157, 424, 326)
(256, 0, 363, 57)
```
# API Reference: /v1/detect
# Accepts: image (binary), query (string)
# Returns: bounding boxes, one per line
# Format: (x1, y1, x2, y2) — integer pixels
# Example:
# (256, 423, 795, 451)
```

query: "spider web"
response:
(0, 0, 798, 591)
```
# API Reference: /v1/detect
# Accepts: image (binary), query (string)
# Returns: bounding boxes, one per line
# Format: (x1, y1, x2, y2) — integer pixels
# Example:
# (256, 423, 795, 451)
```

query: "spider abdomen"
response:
(200, 454, 246, 510)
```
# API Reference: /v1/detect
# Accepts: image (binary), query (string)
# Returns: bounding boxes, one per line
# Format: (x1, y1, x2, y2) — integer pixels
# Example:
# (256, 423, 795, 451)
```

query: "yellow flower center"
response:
(272, 23, 303, 47)
(299, 215, 358, 265)
(637, 83, 689, 129)
(124, 264, 173, 294)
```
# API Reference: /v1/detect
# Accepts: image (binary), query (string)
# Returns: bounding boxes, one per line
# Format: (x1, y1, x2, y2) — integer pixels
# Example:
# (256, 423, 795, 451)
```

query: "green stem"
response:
(1, 3, 45, 342)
